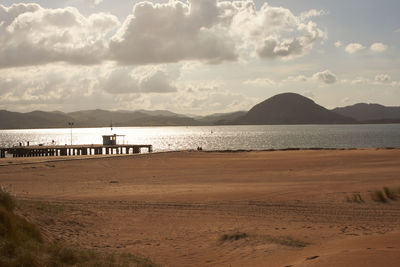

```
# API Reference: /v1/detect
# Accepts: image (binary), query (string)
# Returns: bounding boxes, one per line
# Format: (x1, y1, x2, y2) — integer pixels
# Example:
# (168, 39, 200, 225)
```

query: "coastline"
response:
(0, 146, 398, 166)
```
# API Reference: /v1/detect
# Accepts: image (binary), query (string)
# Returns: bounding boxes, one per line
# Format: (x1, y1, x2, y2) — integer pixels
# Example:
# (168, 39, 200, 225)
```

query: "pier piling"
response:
(1, 144, 152, 159)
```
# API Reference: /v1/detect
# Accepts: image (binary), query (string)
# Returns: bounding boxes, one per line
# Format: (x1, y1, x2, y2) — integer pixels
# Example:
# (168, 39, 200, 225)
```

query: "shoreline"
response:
(1, 146, 399, 166)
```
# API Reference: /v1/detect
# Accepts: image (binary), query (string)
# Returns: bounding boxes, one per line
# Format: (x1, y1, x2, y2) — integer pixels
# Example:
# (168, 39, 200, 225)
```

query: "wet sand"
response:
(1, 149, 400, 266)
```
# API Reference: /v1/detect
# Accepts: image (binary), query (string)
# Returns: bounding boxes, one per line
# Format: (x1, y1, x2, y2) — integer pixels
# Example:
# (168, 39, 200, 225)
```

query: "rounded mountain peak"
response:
(238, 92, 354, 125)
(258, 93, 315, 107)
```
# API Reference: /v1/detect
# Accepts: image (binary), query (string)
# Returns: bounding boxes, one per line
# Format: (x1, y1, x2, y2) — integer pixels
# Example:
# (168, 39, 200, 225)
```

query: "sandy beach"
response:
(1, 149, 400, 266)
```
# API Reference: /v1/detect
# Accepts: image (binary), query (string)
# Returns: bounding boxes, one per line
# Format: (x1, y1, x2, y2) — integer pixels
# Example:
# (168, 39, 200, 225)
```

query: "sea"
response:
(1, 124, 400, 152)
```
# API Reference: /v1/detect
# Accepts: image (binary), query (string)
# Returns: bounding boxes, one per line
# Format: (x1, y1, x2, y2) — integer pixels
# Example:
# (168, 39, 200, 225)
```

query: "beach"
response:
(1, 149, 400, 266)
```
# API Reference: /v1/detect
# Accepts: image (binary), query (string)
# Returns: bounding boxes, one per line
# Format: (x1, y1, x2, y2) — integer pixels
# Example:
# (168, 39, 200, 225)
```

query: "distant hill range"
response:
(1, 93, 400, 129)
(332, 103, 400, 123)
(0, 109, 202, 129)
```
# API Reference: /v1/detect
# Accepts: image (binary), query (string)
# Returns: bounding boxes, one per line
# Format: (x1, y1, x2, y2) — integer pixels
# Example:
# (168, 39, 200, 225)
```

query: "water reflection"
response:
(0, 124, 399, 152)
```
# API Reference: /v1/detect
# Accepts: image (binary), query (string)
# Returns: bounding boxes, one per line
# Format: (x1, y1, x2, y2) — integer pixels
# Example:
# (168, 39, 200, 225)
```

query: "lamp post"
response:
(68, 122, 74, 145)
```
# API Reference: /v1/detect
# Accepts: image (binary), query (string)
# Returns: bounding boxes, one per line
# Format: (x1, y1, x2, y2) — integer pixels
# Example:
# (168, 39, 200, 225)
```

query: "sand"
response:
(1, 149, 400, 266)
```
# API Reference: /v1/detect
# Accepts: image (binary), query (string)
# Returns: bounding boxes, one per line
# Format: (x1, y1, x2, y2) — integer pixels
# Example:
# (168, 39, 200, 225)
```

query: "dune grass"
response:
(0, 187, 157, 267)
(219, 231, 309, 248)
(219, 232, 248, 242)
(370, 190, 387, 203)
(346, 193, 364, 203)
(369, 186, 400, 203)
(383, 187, 397, 200)
(261, 235, 309, 248)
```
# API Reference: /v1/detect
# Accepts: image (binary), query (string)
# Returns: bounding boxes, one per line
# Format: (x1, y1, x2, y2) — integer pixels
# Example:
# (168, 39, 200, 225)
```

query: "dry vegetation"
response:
(0, 188, 157, 267)
(369, 186, 400, 203)
(219, 232, 309, 248)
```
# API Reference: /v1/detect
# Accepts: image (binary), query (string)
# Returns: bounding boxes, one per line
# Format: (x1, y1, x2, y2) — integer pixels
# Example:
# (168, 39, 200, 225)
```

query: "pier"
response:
(0, 144, 152, 158)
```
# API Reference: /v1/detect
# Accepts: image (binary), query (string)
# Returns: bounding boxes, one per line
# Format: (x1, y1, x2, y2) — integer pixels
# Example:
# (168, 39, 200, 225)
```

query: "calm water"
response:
(0, 124, 400, 152)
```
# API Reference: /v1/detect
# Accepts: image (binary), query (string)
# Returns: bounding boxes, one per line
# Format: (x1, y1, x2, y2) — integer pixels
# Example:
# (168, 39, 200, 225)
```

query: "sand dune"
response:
(1, 149, 400, 266)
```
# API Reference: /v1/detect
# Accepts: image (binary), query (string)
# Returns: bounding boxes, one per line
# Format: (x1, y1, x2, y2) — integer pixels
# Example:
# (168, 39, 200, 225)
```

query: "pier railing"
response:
(0, 144, 152, 158)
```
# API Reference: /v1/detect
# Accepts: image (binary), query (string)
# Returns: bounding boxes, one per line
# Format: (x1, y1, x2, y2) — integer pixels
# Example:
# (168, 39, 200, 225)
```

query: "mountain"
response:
(198, 111, 247, 125)
(234, 93, 356, 125)
(68, 110, 200, 127)
(332, 103, 400, 122)
(135, 110, 189, 118)
(3, 93, 400, 129)
(0, 110, 73, 129)
(0, 109, 202, 129)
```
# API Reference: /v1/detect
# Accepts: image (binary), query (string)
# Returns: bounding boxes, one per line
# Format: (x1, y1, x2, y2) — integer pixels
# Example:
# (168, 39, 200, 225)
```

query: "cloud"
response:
(370, 42, 387, 53)
(312, 70, 337, 84)
(300, 9, 327, 20)
(286, 70, 337, 84)
(229, 2, 326, 60)
(0, 63, 180, 113)
(286, 75, 309, 82)
(110, 0, 325, 64)
(345, 43, 365, 54)
(160, 86, 259, 115)
(334, 41, 342, 48)
(243, 78, 276, 87)
(248, 69, 337, 87)
(140, 69, 178, 93)
(0, 1, 326, 68)
(0, 3, 120, 68)
(375, 74, 391, 83)
(342, 75, 399, 87)
(102, 66, 179, 94)
(109, 0, 237, 65)
(0, 65, 99, 110)
(341, 97, 350, 103)
(93, 0, 103, 6)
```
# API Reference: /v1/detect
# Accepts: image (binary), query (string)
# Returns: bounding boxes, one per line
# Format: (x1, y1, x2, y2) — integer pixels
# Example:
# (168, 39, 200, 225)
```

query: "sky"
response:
(0, 0, 399, 115)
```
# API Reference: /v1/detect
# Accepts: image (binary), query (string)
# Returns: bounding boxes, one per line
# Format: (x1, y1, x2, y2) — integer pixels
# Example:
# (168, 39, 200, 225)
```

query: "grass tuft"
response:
(219, 231, 309, 248)
(383, 187, 397, 200)
(370, 190, 387, 203)
(346, 193, 364, 203)
(262, 235, 309, 248)
(0, 187, 158, 267)
(219, 232, 248, 242)
(0, 188, 15, 212)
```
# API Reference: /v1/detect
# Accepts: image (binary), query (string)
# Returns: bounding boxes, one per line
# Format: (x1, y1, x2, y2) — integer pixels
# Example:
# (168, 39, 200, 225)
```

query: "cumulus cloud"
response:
(0, 1, 326, 68)
(111, 0, 326, 64)
(334, 41, 342, 48)
(345, 43, 365, 54)
(375, 74, 391, 83)
(229, 2, 326, 60)
(0, 3, 120, 68)
(0, 64, 179, 112)
(109, 0, 237, 65)
(102, 66, 179, 94)
(342, 75, 399, 87)
(93, 0, 103, 6)
(286, 75, 309, 83)
(0, 65, 98, 110)
(312, 70, 337, 84)
(370, 42, 388, 53)
(164, 86, 259, 114)
(243, 78, 276, 86)
(300, 9, 327, 20)
(284, 70, 337, 84)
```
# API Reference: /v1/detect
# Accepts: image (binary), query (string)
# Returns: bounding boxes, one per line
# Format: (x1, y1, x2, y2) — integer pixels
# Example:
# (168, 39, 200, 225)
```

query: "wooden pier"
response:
(0, 144, 152, 158)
